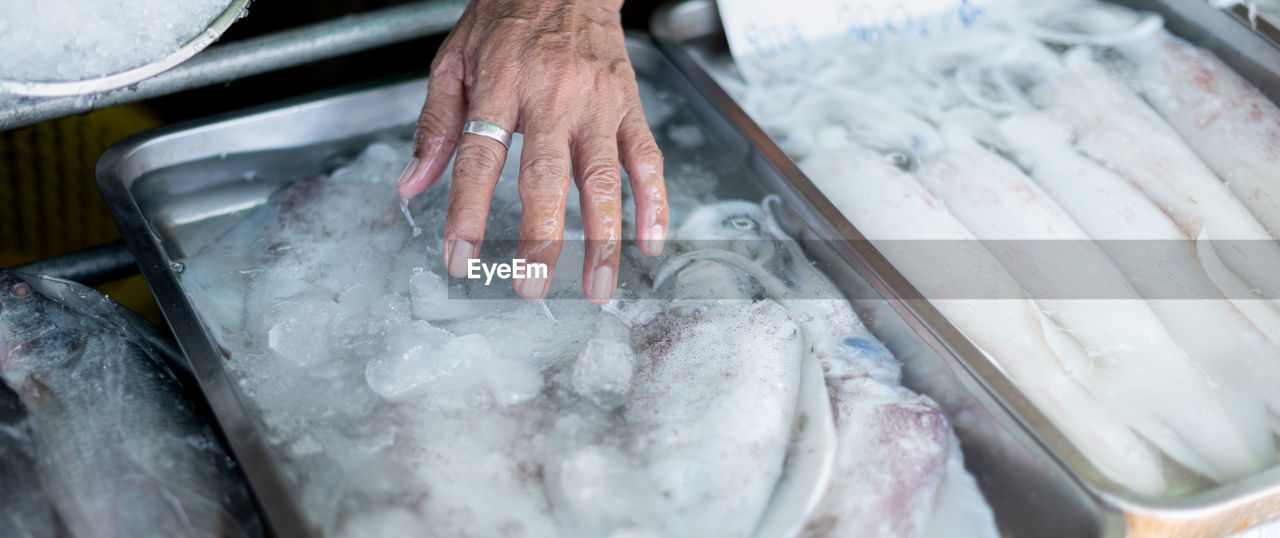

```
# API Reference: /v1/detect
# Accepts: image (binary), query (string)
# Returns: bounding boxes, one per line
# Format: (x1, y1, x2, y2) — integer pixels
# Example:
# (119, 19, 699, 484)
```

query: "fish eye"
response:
(724, 216, 757, 231)
(10, 283, 30, 298)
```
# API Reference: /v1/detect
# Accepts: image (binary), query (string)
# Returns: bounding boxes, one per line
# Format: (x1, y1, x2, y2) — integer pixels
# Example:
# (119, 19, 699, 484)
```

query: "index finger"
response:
(618, 106, 668, 257)
(512, 120, 573, 301)
(400, 49, 467, 199)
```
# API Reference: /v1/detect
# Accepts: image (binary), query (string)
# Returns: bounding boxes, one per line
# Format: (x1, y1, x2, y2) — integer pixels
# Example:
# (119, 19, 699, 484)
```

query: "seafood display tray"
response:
(95, 36, 1103, 537)
(649, 1, 1280, 536)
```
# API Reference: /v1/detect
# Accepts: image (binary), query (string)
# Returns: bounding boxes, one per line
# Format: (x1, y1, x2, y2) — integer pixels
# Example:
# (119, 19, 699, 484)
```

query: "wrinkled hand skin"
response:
(399, 0, 669, 304)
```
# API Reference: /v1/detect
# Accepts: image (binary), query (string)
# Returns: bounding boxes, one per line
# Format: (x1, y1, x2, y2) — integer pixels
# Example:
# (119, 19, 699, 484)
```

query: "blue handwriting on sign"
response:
(838, 0, 984, 48)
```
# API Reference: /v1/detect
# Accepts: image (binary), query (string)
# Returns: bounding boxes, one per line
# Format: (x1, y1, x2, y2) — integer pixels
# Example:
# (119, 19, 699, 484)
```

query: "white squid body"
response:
(917, 126, 1271, 481)
(657, 201, 995, 537)
(799, 143, 1168, 495)
(627, 297, 803, 538)
(1033, 49, 1280, 302)
(801, 360, 961, 538)
(752, 206, 995, 538)
(1126, 33, 1280, 239)
(1001, 112, 1280, 435)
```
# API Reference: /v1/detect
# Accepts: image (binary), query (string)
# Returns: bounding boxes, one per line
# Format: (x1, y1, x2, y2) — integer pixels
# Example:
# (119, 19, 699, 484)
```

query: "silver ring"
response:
(462, 120, 513, 149)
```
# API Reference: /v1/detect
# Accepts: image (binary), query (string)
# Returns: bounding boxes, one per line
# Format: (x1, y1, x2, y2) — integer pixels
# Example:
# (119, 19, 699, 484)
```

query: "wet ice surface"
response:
(0, 0, 231, 82)
(177, 84, 991, 536)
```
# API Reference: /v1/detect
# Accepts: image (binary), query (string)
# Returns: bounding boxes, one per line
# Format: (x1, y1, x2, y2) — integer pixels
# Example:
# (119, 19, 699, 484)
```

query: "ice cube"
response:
(556, 445, 645, 532)
(482, 356, 543, 406)
(338, 508, 424, 538)
(365, 329, 490, 401)
(261, 292, 341, 368)
(409, 269, 487, 321)
(571, 339, 636, 408)
(666, 124, 706, 148)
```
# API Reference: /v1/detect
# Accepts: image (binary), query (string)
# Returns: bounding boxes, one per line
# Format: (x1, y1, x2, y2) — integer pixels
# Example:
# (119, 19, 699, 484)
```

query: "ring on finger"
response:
(462, 120, 513, 150)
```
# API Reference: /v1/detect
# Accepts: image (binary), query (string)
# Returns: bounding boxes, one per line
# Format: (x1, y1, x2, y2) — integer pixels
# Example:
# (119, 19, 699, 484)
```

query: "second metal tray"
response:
(651, 1, 1280, 536)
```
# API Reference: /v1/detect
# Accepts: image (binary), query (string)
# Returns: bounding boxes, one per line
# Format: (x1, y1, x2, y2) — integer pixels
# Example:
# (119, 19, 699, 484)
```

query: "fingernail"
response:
(589, 265, 615, 303)
(447, 239, 475, 278)
(396, 157, 423, 193)
(644, 223, 666, 256)
(517, 276, 547, 300)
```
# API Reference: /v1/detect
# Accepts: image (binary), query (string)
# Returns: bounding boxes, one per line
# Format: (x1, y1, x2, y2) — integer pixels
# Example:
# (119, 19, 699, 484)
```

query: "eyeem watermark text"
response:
(467, 259, 549, 285)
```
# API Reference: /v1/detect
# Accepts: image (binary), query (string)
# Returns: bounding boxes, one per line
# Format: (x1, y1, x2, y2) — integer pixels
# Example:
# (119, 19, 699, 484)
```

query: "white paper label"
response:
(717, 0, 988, 83)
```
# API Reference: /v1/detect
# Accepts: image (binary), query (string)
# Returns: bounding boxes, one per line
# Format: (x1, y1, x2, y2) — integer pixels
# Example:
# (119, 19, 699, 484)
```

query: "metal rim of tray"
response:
(649, 0, 1280, 534)
(1226, 3, 1280, 47)
(0, 0, 251, 98)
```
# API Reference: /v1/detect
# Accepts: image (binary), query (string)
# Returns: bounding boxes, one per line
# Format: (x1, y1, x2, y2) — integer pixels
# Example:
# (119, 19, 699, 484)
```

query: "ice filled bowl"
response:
(0, 0, 248, 98)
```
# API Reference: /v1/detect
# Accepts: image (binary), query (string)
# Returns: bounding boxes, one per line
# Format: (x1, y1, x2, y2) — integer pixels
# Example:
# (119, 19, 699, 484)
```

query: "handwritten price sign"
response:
(718, 0, 988, 83)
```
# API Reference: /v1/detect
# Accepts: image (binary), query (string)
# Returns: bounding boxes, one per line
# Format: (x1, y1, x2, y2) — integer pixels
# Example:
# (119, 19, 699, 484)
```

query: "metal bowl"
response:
(0, 0, 250, 98)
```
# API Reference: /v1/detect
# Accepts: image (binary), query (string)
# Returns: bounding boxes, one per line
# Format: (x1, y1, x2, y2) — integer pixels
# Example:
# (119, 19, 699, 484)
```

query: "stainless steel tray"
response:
(650, 1, 1280, 536)
(98, 36, 1105, 537)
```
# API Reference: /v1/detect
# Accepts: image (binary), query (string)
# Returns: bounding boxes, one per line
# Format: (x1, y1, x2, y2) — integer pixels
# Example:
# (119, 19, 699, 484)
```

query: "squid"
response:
(1032, 48, 1280, 303)
(650, 200, 995, 537)
(916, 124, 1273, 481)
(799, 142, 1168, 495)
(1123, 32, 1280, 239)
(1001, 112, 1280, 434)
(627, 298, 804, 538)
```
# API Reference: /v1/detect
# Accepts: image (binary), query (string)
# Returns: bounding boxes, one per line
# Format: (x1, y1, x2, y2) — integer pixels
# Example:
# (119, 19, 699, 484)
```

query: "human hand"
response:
(398, 0, 668, 304)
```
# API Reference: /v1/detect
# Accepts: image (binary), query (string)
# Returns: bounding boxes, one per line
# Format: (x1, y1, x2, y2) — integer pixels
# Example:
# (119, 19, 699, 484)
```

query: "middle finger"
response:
(572, 117, 624, 305)
(513, 118, 573, 301)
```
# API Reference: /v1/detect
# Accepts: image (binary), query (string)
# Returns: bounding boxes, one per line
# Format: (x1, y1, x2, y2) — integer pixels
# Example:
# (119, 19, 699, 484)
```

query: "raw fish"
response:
(0, 384, 61, 538)
(0, 271, 259, 538)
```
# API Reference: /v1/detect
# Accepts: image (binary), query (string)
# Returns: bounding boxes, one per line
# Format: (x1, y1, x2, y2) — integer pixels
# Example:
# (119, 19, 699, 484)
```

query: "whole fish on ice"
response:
(0, 383, 61, 538)
(0, 271, 260, 538)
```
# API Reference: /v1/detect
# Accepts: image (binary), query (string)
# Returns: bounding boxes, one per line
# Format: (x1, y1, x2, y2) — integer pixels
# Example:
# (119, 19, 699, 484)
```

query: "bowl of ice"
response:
(0, 0, 249, 98)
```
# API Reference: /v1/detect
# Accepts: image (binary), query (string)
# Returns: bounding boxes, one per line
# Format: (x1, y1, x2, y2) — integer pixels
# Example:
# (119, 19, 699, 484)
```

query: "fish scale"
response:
(0, 382, 62, 538)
